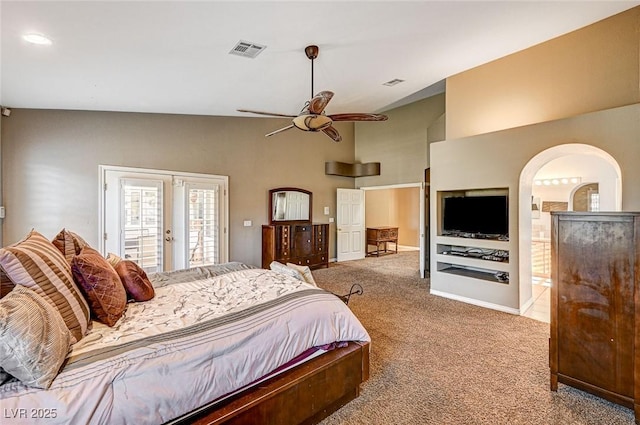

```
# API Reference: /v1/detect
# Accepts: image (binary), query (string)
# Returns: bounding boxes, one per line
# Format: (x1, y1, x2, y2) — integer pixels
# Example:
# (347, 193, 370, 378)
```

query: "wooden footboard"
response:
(172, 341, 370, 425)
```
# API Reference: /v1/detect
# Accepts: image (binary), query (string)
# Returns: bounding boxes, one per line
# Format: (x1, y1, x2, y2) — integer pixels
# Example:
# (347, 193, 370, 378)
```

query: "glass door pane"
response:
(187, 184, 219, 267)
(121, 179, 163, 273)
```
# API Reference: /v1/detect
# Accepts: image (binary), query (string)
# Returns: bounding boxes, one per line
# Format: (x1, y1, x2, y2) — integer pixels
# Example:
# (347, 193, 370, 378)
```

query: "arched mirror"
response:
(269, 187, 312, 225)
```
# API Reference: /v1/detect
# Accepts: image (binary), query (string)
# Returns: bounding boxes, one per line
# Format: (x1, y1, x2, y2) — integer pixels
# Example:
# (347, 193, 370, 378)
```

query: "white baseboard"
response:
(519, 296, 534, 315)
(430, 289, 521, 315)
(397, 245, 420, 251)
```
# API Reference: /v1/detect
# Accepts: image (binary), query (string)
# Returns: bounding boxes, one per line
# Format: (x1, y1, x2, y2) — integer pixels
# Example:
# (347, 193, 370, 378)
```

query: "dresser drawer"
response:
(289, 257, 313, 267)
(310, 254, 328, 268)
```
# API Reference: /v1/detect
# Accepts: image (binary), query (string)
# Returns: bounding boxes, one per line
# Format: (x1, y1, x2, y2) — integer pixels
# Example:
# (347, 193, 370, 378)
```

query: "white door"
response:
(336, 188, 365, 262)
(101, 166, 228, 272)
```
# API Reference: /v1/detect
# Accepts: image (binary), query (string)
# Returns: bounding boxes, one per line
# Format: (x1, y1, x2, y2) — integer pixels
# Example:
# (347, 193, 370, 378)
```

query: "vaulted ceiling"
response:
(2, 1, 638, 117)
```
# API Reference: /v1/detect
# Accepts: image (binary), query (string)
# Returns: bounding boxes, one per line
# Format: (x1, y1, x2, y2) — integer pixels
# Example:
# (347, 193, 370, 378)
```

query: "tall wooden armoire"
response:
(550, 211, 640, 422)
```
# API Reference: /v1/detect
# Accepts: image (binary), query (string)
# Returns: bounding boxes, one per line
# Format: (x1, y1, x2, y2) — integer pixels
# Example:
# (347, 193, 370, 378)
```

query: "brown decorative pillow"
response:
(114, 260, 155, 302)
(0, 285, 71, 389)
(0, 230, 90, 343)
(52, 229, 89, 264)
(71, 247, 127, 327)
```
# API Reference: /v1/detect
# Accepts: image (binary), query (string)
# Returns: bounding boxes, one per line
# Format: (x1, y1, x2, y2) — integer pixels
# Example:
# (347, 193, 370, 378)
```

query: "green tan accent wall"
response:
(0, 109, 356, 267)
(355, 93, 445, 187)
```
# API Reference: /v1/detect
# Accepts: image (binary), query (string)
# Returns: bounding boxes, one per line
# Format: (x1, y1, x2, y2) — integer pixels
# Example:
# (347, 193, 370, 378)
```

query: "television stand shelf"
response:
(436, 264, 508, 283)
(435, 236, 510, 284)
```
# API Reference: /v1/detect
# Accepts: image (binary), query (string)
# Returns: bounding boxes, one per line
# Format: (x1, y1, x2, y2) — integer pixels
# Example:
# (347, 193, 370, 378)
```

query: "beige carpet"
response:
(313, 251, 634, 425)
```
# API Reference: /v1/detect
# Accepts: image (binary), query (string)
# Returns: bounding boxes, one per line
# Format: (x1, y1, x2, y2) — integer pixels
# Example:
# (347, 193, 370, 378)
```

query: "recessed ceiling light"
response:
(23, 33, 52, 45)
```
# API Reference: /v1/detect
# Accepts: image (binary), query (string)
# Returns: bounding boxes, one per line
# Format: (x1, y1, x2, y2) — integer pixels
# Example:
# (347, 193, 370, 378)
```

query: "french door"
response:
(100, 166, 228, 273)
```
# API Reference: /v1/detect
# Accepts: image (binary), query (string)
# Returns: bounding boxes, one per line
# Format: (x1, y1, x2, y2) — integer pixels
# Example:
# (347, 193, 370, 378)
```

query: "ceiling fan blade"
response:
(265, 125, 295, 137)
(322, 126, 342, 142)
(237, 109, 296, 118)
(329, 113, 388, 122)
(308, 91, 334, 114)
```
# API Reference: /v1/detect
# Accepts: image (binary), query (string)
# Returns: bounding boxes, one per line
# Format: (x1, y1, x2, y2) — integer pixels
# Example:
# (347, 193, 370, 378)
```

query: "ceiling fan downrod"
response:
(305, 45, 319, 100)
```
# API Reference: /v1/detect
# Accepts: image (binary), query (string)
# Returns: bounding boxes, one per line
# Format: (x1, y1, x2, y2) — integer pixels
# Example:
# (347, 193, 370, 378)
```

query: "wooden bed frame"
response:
(171, 341, 370, 425)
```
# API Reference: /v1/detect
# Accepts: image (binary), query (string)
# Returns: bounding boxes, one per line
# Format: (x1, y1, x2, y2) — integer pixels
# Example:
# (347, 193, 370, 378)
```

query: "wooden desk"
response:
(366, 227, 398, 257)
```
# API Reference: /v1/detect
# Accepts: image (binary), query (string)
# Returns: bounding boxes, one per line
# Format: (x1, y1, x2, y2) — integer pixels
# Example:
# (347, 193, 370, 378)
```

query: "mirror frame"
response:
(268, 187, 312, 225)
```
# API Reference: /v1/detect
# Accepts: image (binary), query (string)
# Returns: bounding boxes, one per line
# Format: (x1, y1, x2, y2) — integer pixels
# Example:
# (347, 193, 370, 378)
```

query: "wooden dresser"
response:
(550, 211, 640, 422)
(262, 224, 329, 270)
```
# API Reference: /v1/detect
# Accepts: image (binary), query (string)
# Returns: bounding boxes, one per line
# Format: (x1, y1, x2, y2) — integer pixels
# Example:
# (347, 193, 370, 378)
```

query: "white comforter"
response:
(0, 267, 370, 425)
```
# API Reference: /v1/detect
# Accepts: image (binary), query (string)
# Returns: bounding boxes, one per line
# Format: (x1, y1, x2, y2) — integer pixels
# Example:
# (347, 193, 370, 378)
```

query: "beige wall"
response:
(364, 189, 394, 228)
(1, 109, 356, 266)
(446, 6, 640, 140)
(355, 93, 445, 187)
(395, 188, 420, 247)
(365, 187, 420, 247)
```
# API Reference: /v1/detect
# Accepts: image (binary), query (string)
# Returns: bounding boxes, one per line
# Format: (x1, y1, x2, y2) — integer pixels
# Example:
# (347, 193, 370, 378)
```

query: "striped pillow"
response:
(0, 273, 14, 298)
(51, 228, 89, 264)
(0, 230, 90, 343)
(0, 285, 71, 389)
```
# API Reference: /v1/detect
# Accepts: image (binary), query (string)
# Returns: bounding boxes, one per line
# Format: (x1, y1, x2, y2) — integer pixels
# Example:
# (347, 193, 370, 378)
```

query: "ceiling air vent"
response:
(229, 40, 267, 59)
(383, 78, 405, 87)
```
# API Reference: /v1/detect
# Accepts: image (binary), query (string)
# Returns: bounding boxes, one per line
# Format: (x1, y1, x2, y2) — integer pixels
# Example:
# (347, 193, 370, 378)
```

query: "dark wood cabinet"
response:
(550, 211, 640, 422)
(262, 224, 329, 270)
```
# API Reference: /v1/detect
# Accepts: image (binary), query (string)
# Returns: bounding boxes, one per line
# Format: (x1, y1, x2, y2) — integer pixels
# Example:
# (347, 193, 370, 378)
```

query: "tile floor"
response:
(523, 276, 551, 323)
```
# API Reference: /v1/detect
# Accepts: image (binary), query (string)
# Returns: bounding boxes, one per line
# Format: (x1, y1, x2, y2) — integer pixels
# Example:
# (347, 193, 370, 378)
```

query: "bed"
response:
(0, 232, 370, 425)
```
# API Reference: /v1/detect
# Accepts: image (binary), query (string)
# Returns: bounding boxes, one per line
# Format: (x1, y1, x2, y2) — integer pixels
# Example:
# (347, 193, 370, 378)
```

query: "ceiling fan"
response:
(237, 45, 388, 142)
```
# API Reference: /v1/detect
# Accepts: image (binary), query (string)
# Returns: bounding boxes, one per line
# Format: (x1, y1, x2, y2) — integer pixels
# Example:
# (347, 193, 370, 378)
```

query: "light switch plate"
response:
(243, 220, 252, 227)
(324, 206, 330, 215)
(329, 217, 334, 223)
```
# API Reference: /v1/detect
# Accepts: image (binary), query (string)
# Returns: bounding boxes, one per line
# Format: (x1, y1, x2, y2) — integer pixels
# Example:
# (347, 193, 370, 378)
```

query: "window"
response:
(101, 166, 228, 272)
(588, 192, 600, 212)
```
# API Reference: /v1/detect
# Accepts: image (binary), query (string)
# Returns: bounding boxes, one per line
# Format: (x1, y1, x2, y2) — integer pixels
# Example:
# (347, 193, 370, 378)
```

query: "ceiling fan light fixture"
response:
(293, 114, 332, 131)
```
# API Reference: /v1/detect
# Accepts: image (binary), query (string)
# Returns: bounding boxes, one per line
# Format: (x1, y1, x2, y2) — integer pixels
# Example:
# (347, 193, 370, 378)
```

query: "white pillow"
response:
(269, 261, 305, 281)
(286, 263, 317, 287)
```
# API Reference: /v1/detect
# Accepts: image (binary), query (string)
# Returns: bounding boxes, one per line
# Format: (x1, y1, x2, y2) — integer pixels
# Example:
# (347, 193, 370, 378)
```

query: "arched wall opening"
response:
(518, 144, 622, 311)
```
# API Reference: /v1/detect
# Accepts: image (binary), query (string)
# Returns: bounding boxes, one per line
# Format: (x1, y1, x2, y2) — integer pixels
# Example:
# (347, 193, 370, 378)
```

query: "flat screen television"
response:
(443, 195, 508, 238)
